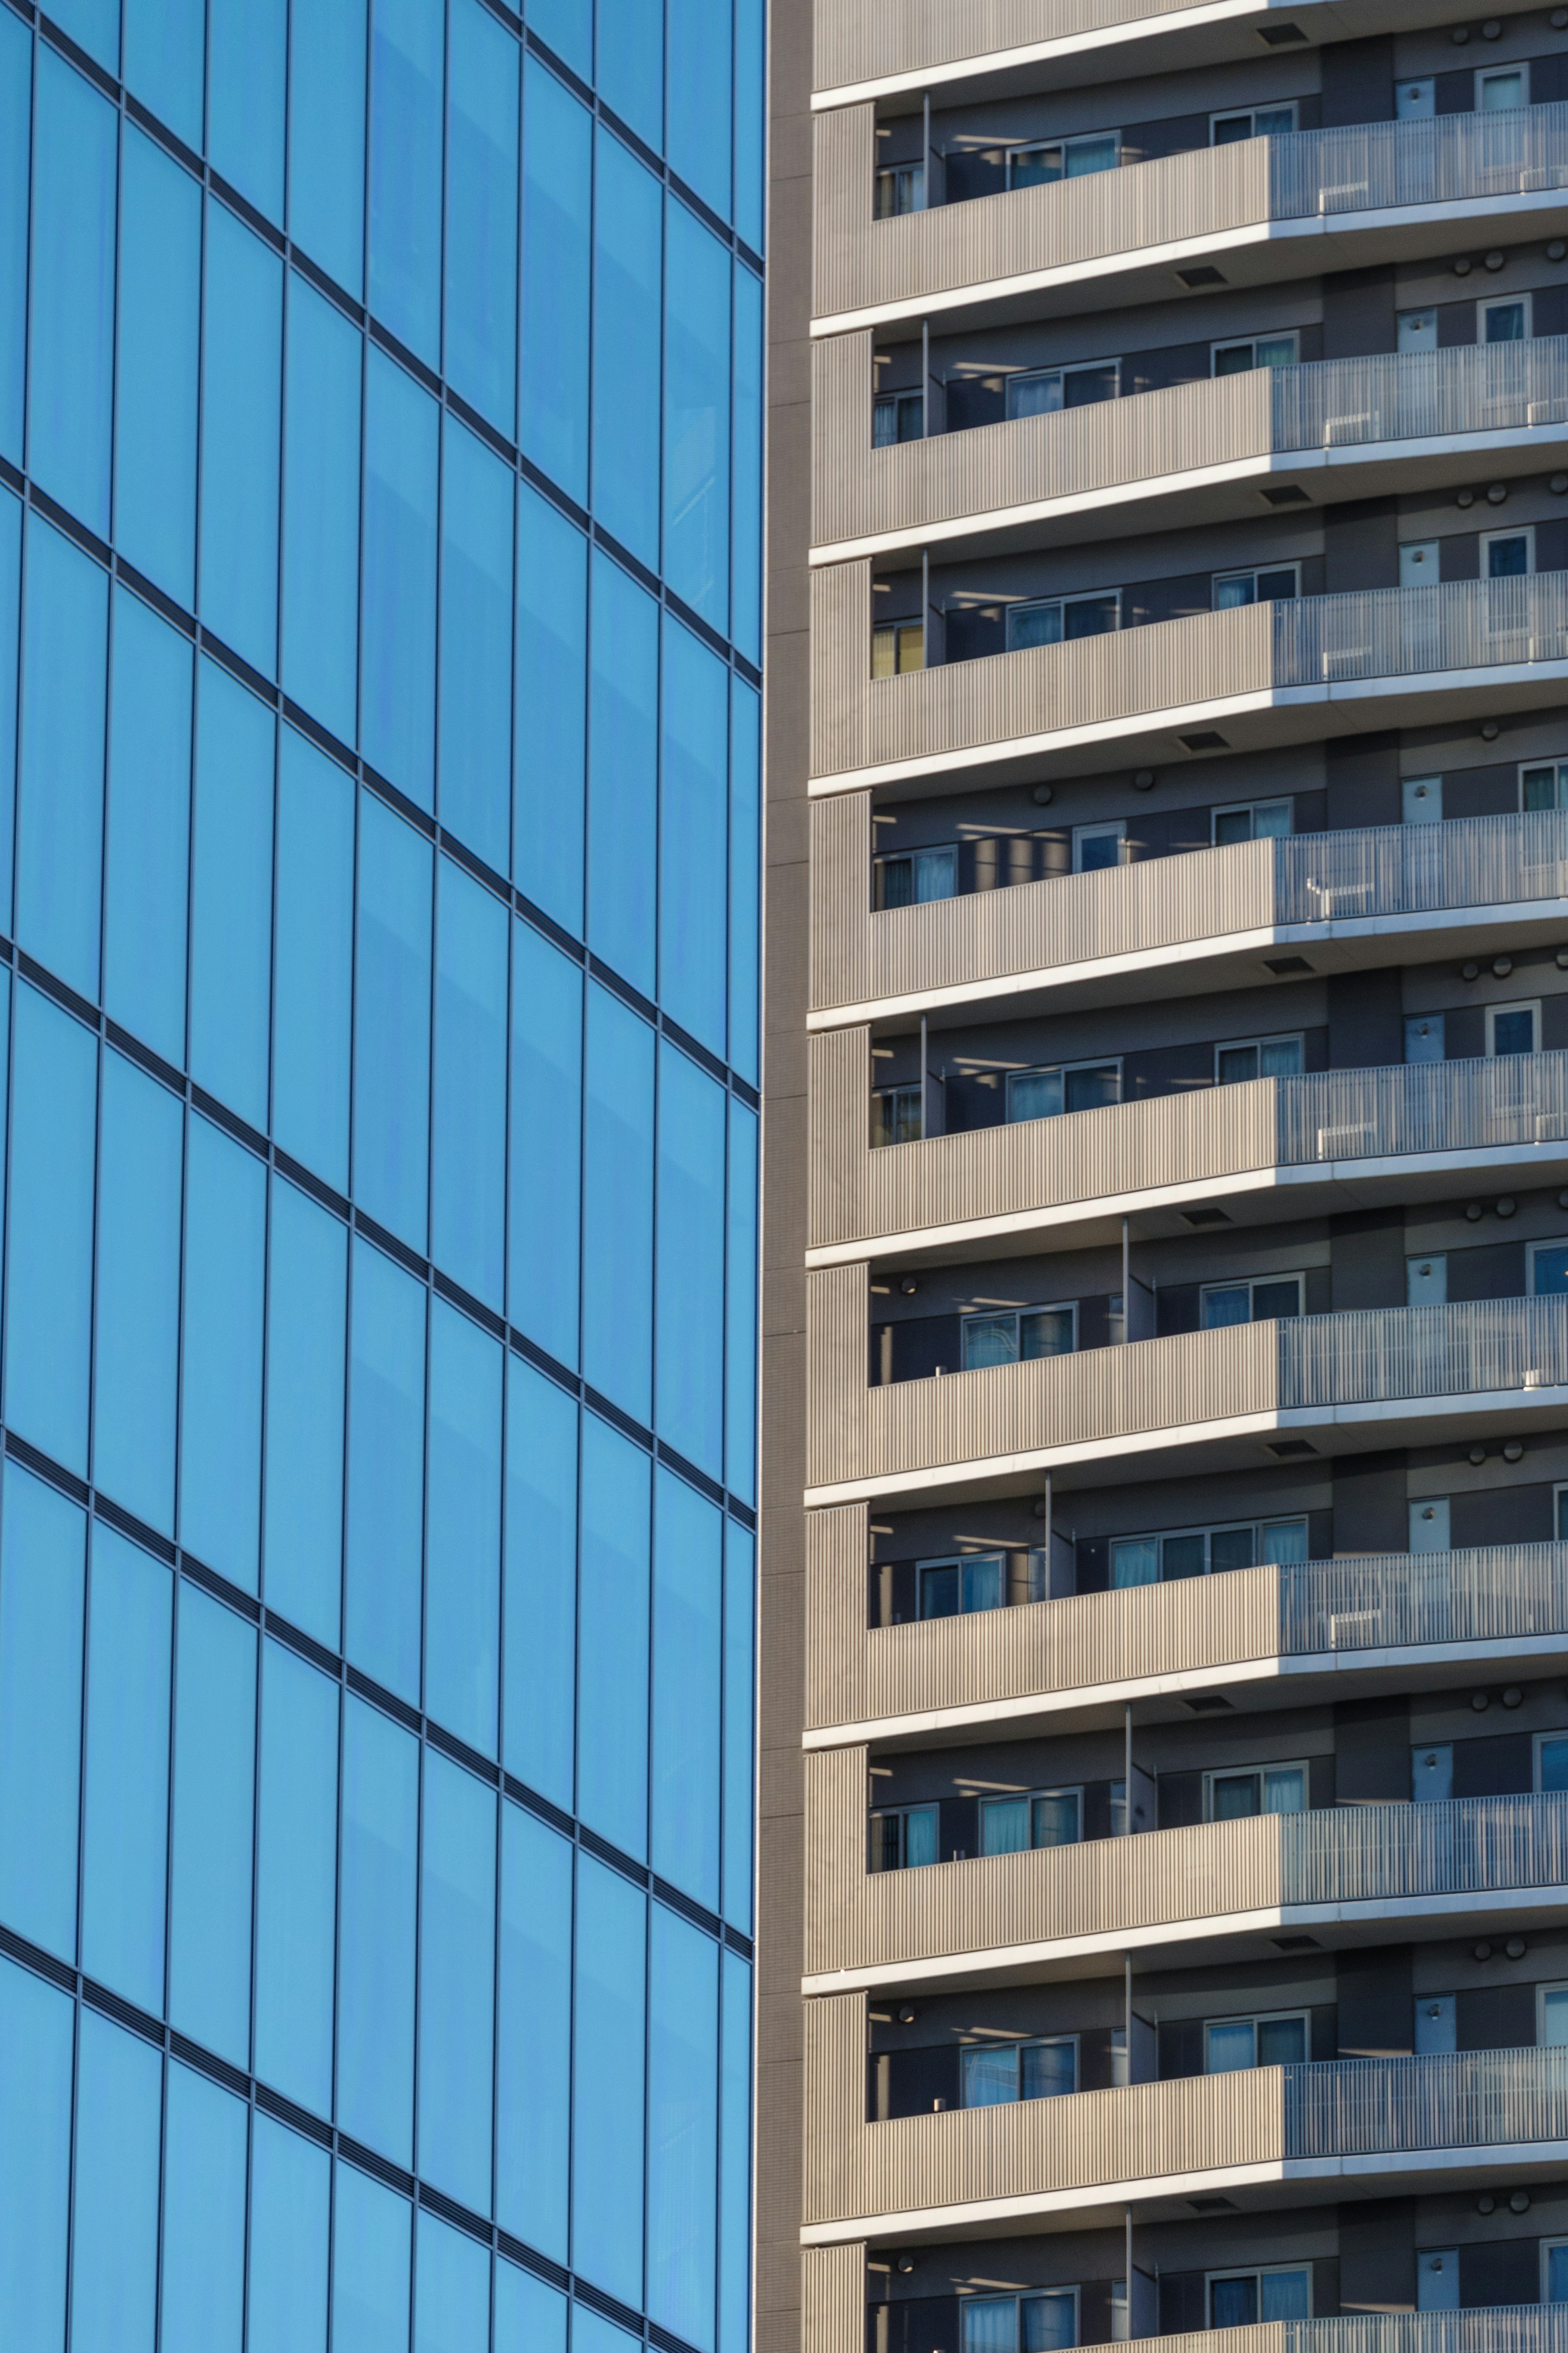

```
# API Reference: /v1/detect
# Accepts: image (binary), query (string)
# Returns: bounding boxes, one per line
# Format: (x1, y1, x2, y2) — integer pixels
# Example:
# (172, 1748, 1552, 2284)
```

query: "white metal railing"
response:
(1279, 1542, 1568, 1656)
(1114, 2319, 1568, 2353)
(1278, 1792, 1568, 1909)
(1280, 1296, 1568, 1410)
(1270, 107, 1568, 220)
(1286, 2043, 1568, 2155)
(1273, 335, 1568, 448)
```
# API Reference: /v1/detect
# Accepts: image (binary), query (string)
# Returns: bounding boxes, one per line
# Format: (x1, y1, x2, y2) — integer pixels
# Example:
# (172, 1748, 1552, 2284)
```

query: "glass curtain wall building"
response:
(0, 2, 762, 2349)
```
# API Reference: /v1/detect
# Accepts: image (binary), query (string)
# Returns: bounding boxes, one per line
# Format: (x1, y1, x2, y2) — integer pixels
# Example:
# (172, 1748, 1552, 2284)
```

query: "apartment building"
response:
(762, 10, 1568, 2353)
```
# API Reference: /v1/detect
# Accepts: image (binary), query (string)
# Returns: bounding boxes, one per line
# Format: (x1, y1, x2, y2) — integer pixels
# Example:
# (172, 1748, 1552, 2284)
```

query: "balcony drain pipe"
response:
(919, 1013, 928, 1138)
(1121, 1217, 1131, 1343)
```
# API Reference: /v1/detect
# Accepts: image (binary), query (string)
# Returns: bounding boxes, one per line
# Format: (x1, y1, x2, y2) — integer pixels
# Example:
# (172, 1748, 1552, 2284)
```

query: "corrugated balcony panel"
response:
(805, 1992, 1568, 2228)
(804, 2241, 866, 2353)
(812, 0, 1210, 98)
(813, 103, 1568, 327)
(804, 1501, 1568, 1737)
(808, 1033, 1568, 1254)
(804, 1752, 1568, 1979)
(810, 561, 1568, 787)
(807, 1267, 1568, 1495)
(810, 805, 1568, 1021)
(811, 336, 1568, 557)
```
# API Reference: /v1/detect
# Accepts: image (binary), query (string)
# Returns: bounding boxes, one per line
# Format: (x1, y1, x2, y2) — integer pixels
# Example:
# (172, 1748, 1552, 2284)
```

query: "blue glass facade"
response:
(0, 1, 761, 2347)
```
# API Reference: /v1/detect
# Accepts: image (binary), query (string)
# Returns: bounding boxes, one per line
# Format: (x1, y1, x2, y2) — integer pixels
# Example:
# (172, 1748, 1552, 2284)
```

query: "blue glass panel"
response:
(180, 1115, 266, 1591)
(81, 1524, 171, 2012)
(528, 0, 591, 76)
(597, 0, 663, 148)
(255, 1640, 339, 2115)
(29, 53, 116, 532)
(656, 1042, 726, 1476)
(652, 1468, 722, 1909)
(354, 793, 433, 1251)
(370, 0, 444, 366)
(587, 555, 658, 997)
(418, 1752, 497, 2212)
(494, 2262, 567, 2353)
(425, 1296, 503, 1755)
(123, 0, 204, 145)
(519, 60, 591, 504)
(508, 917, 582, 1366)
(339, 1695, 419, 2166)
(71, 2011, 160, 2353)
(718, 1949, 753, 2353)
(446, 0, 519, 432)
(728, 681, 761, 1079)
(200, 202, 283, 675)
(731, 265, 764, 662)
(333, 2162, 412, 2353)
(116, 125, 200, 603)
(0, 1465, 85, 1960)
(160, 2063, 247, 2353)
(575, 2313, 642, 2353)
(722, 1523, 755, 1933)
(514, 487, 587, 934)
(726, 1100, 758, 1504)
(659, 623, 728, 1054)
(592, 133, 662, 569)
(439, 421, 513, 873)
(289, 0, 368, 297)
(667, 0, 732, 219)
(191, 656, 274, 1133)
(94, 1048, 181, 1534)
(0, 1955, 72, 2351)
(649, 1905, 720, 2351)
(345, 1237, 427, 1703)
(415, 2212, 490, 2353)
(104, 587, 192, 1069)
(576, 1413, 650, 1859)
(169, 1581, 255, 2068)
(249, 2113, 330, 2353)
(433, 855, 508, 1308)
(263, 1178, 348, 1650)
(734, 0, 765, 250)
(583, 982, 655, 1419)
(282, 275, 361, 744)
(501, 1356, 577, 1808)
(209, 0, 287, 221)
(572, 1854, 646, 2305)
(497, 1802, 572, 2259)
(0, 490, 16, 921)
(664, 203, 731, 630)
(6, 984, 96, 1476)
(274, 728, 354, 1191)
(362, 348, 439, 807)
(18, 515, 107, 1002)
(0, 19, 29, 465)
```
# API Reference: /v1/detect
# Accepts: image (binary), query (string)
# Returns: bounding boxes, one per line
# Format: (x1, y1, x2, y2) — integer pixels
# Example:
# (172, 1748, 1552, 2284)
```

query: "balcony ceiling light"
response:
(1452, 25, 1471, 43)
(1502, 1678, 1524, 1697)
(1481, 18, 1502, 34)
(1492, 955, 1513, 975)
(1030, 783, 1053, 805)
(1481, 721, 1501, 740)
(1457, 487, 1477, 507)
(1470, 1445, 1488, 1463)
(1454, 256, 1473, 276)
(1511, 2190, 1532, 2212)
(1496, 1194, 1517, 1216)
(1484, 252, 1507, 272)
(1486, 481, 1508, 502)
(1133, 769, 1156, 790)
(1554, 11, 1568, 29)
(1507, 1936, 1528, 1956)
(1550, 243, 1568, 263)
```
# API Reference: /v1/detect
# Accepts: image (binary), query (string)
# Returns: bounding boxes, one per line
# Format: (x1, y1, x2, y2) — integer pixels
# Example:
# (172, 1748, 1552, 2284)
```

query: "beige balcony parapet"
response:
(808, 563, 1568, 793)
(811, 2262, 1568, 2353)
(803, 1992, 1568, 2233)
(808, 803, 1568, 1025)
(812, 335, 1568, 561)
(807, 1036, 1568, 1257)
(804, 1498, 1568, 1742)
(814, 103, 1568, 332)
(804, 1751, 1568, 1984)
(806, 1268, 1568, 1501)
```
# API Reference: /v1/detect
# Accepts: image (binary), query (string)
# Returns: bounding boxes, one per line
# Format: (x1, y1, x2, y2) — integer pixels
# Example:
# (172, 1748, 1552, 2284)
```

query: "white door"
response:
(1409, 1496, 1450, 1551)
(1406, 1254, 1447, 1306)
(1402, 775, 1442, 823)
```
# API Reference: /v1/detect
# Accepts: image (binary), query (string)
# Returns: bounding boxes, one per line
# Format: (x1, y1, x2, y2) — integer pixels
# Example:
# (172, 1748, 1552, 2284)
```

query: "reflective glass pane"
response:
(962, 2046, 1019, 2106)
(1258, 1036, 1304, 1077)
(1487, 533, 1530, 578)
(0, 1955, 72, 2353)
(1547, 1993, 1568, 2046)
(1256, 336, 1298, 370)
(1539, 1736, 1568, 1791)
(1031, 1792, 1079, 1847)
(1163, 1532, 1207, 1579)
(963, 1315, 1018, 1369)
(1217, 1045, 1258, 1084)
(1021, 2041, 1076, 2099)
(962, 1555, 1005, 1613)
(1216, 573, 1256, 609)
(1260, 2273, 1312, 2323)
(1262, 1518, 1310, 1565)
(904, 1806, 939, 1867)
(1020, 1309, 1074, 1359)
(920, 1563, 960, 1619)
(1214, 343, 1254, 377)
(1111, 1539, 1158, 1589)
(1253, 1279, 1302, 1322)
(1022, 2295, 1076, 2353)
(1008, 1070, 1064, 1123)
(345, 1231, 428, 1700)
(1009, 601, 1062, 649)
(1062, 1063, 1119, 1112)
(1211, 2278, 1258, 2328)
(0, 1468, 87, 1963)
(1211, 1771, 1260, 1820)
(1494, 1008, 1536, 1056)
(1263, 1767, 1307, 1813)
(1257, 2016, 1307, 2065)
(1007, 370, 1063, 418)
(1202, 1285, 1251, 1328)
(1209, 1526, 1256, 1574)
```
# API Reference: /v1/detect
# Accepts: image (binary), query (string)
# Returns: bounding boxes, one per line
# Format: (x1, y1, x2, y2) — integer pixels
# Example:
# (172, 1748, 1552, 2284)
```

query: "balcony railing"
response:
(806, 1994, 1568, 2225)
(808, 1274, 1568, 1495)
(813, 332, 1568, 553)
(804, 1744, 1568, 1977)
(815, 103, 1568, 325)
(809, 1033, 1568, 1252)
(810, 560, 1568, 784)
(805, 1501, 1568, 1735)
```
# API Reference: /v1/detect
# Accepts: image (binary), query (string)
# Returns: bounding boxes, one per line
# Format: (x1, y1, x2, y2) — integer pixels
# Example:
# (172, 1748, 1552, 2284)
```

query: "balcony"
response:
(810, 804, 1568, 1027)
(813, 103, 1568, 335)
(804, 1747, 1568, 1984)
(805, 1505, 1568, 1742)
(806, 1276, 1568, 1502)
(812, 336, 1568, 563)
(804, 1996, 1568, 2233)
(810, 566, 1568, 793)
(807, 1039, 1568, 1262)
